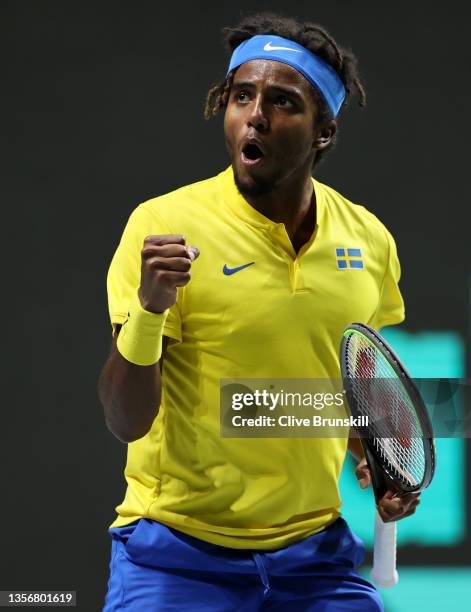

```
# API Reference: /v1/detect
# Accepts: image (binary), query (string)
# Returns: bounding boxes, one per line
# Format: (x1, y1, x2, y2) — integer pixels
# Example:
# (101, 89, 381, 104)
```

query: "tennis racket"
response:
(340, 323, 436, 588)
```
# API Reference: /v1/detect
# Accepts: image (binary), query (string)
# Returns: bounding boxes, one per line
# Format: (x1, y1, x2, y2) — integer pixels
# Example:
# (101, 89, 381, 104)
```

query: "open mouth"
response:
(241, 143, 265, 166)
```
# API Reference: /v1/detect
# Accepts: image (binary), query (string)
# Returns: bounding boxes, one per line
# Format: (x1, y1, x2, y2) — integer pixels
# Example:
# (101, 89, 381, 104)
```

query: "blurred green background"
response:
(339, 328, 470, 611)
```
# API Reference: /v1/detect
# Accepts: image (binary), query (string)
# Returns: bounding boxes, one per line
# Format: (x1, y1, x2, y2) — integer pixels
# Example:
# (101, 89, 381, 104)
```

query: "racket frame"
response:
(340, 322, 436, 496)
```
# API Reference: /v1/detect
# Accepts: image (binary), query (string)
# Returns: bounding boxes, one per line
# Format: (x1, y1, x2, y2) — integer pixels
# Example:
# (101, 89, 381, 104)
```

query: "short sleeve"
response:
(106, 203, 182, 342)
(368, 228, 405, 331)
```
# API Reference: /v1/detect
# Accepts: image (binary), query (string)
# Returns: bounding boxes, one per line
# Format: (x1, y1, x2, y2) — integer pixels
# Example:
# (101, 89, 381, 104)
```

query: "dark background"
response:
(2, 1, 470, 609)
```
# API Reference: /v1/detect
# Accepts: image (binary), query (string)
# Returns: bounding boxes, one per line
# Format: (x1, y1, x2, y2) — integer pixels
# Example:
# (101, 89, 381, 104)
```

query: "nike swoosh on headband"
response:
(263, 41, 302, 53)
(227, 35, 346, 117)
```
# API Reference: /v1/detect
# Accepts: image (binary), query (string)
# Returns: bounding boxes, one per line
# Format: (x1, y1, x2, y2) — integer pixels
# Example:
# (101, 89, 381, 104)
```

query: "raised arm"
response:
(97, 234, 199, 443)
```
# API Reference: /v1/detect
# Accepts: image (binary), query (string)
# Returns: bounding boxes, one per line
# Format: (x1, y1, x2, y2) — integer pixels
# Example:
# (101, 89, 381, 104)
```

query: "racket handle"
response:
(371, 510, 399, 589)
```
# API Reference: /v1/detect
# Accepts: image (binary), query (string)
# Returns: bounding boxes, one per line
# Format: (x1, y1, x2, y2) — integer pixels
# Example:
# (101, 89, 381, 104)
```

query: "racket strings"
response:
(373, 437, 425, 486)
(344, 333, 427, 487)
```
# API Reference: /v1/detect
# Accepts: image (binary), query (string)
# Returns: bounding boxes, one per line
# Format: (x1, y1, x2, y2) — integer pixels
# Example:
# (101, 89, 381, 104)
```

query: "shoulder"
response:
(117, 170, 226, 244)
(117, 172, 222, 236)
(315, 179, 396, 251)
(139, 172, 222, 221)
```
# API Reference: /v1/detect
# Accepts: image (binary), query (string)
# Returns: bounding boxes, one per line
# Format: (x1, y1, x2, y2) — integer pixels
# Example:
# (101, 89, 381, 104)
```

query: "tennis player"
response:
(98, 13, 420, 611)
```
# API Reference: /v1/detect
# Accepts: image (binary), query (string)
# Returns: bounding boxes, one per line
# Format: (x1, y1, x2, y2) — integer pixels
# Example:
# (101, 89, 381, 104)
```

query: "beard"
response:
(232, 165, 283, 199)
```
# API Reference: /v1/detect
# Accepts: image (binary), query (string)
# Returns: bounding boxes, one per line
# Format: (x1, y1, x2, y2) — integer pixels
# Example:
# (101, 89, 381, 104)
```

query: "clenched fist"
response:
(138, 234, 200, 314)
(355, 457, 421, 522)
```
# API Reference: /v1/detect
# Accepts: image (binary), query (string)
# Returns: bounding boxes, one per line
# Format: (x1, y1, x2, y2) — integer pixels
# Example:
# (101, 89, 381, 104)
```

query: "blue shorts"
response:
(103, 517, 382, 611)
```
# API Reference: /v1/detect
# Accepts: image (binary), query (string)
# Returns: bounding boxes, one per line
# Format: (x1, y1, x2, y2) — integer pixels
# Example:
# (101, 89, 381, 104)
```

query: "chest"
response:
(181, 222, 383, 348)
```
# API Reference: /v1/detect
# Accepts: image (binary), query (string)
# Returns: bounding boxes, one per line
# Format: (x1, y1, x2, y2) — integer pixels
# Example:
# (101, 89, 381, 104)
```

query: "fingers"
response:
(187, 246, 200, 261)
(142, 239, 200, 264)
(146, 257, 192, 272)
(157, 270, 192, 288)
(142, 243, 188, 260)
(355, 458, 371, 489)
(377, 491, 421, 522)
(139, 234, 200, 312)
(144, 234, 187, 246)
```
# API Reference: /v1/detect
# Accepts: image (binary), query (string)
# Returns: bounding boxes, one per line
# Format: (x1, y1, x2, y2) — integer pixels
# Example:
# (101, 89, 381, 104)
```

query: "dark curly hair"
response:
(204, 13, 366, 167)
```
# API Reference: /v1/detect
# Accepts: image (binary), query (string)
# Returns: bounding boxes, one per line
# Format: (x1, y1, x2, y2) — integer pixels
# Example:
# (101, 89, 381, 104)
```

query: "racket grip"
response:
(371, 510, 399, 589)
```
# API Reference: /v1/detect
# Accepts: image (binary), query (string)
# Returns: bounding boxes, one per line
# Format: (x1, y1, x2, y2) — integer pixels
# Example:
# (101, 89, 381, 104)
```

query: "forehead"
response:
(233, 60, 314, 96)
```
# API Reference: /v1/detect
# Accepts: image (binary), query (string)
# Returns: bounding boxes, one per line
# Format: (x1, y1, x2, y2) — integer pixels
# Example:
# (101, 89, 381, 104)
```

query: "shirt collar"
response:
(217, 165, 325, 231)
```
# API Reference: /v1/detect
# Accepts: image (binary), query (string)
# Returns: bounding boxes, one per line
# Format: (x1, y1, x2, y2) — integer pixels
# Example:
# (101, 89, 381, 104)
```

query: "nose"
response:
(247, 95, 269, 132)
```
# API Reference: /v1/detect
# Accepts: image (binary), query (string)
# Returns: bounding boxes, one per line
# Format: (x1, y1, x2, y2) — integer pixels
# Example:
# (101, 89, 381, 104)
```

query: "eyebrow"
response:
(231, 81, 305, 103)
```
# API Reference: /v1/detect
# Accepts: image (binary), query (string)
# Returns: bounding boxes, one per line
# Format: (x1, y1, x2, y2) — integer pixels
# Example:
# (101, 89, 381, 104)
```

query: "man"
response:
(98, 13, 419, 611)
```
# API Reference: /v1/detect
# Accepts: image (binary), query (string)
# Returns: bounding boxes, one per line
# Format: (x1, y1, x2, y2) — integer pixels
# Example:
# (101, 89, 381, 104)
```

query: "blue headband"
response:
(227, 35, 346, 118)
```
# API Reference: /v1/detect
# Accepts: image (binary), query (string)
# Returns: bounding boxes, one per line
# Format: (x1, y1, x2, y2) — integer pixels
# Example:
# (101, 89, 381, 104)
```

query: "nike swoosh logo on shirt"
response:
(263, 42, 302, 53)
(223, 262, 255, 276)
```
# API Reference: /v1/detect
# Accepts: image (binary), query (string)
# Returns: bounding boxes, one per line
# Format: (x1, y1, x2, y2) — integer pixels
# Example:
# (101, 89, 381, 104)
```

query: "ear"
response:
(312, 120, 337, 152)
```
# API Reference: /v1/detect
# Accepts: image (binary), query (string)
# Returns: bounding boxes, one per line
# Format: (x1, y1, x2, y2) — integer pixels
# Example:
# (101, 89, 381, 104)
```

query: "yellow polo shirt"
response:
(106, 166, 404, 549)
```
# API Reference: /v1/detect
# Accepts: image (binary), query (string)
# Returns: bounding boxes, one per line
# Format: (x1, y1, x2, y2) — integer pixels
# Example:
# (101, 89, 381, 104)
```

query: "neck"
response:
(243, 167, 316, 241)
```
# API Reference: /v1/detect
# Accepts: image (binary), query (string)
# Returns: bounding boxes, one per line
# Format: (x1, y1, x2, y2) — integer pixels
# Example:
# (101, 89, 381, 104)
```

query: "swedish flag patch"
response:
(336, 247, 364, 269)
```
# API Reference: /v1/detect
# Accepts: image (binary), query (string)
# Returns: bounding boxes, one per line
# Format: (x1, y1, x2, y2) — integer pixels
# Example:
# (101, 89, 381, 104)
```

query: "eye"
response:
(275, 95, 292, 108)
(236, 90, 250, 102)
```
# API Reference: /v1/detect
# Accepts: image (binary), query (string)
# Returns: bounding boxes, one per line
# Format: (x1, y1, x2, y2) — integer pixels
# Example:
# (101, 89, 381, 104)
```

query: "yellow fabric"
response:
(116, 290, 168, 365)
(106, 166, 405, 550)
